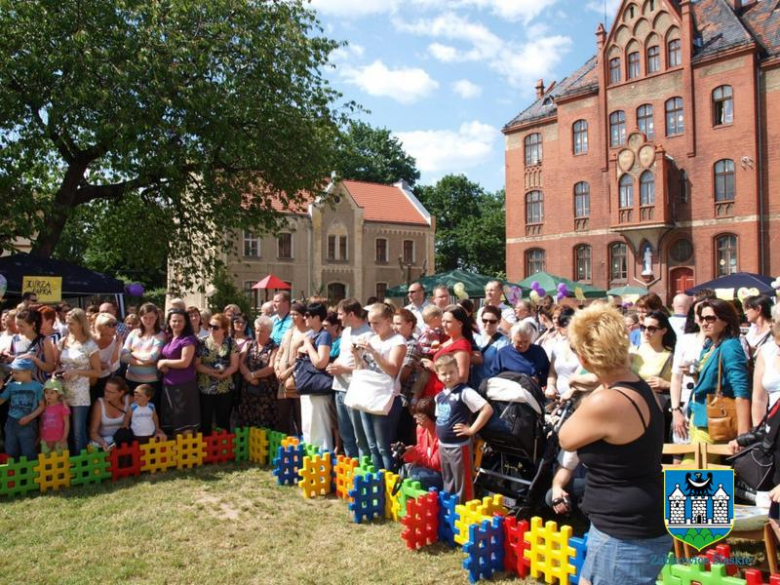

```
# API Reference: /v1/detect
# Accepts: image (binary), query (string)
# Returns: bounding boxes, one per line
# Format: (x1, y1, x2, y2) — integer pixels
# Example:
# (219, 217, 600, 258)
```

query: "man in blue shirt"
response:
(496, 321, 550, 385)
(271, 291, 293, 345)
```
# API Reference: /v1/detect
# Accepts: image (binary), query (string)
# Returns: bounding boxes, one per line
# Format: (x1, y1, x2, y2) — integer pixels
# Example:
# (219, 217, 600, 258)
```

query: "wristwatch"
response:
(671, 406, 682, 413)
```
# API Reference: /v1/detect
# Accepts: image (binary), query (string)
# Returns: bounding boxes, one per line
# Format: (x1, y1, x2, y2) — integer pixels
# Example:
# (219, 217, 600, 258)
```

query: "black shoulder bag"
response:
(728, 399, 780, 490)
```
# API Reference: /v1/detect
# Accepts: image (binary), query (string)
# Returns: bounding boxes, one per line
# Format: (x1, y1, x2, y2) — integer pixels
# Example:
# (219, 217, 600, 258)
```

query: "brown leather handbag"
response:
(706, 356, 738, 442)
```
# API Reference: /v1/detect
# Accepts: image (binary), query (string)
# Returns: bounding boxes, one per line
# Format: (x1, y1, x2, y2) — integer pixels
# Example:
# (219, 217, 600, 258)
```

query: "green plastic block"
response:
(354, 456, 376, 477)
(233, 426, 249, 463)
(266, 429, 287, 464)
(0, 456, 40, 498)
(398, 478, 427, 518)
(69, 449, 111, 487)
(303, 442, 320, 458)
(667, 560, 746, 585)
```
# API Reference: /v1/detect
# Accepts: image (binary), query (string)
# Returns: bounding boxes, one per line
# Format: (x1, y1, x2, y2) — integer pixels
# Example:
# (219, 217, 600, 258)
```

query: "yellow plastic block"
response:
(175, 433, 205, 470)
(523, 516, 577, 584)
(454, 495, 508, 546)
(334, 455, 358, 501)
(140, 439, 177, 474)
(280, 436, 300, 449)
(34, 450, 71, 493)
(383, 470, 403, 522)
(298, 452, 333, 498)
(248, 427, 269, 465)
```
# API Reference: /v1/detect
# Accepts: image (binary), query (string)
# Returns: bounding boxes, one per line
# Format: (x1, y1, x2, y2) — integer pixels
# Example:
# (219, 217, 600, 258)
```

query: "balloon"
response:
(557, 283, 566, 292)
(453, 282, 468, 300)
(529, 290, 540, 303)
(0, 274, 6, 302)
(737, 287, 759, 304)
(125, 283, 145, 297)
(559, 284, 569, 297)
(505, 285, 521, 305)
(773, 277, 780, 296)
(531, 281, 540, 291)
(556, 292, 565, 302)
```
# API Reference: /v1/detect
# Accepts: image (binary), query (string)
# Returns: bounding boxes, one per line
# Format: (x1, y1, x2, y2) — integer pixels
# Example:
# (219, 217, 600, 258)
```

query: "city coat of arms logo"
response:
(664, 468, 735, 551)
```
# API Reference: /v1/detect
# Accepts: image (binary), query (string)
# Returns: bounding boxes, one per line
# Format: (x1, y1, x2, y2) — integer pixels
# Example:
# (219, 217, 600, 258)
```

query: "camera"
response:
(688, 361, 699, 376)
(736, 428, 767, 448)
(390, 442, 406, 465)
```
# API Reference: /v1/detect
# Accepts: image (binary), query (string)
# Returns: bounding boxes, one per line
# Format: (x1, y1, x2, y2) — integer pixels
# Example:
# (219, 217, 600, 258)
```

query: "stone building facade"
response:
(504, 0, 780, 299)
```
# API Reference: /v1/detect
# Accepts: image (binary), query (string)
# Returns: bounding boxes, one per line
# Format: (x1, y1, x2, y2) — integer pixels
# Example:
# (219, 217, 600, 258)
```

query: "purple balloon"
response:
(557, 283, 566, 292)
(537, 288, 546, 297)
(531, 281, 540, 291)
(126, 283, 145, 297)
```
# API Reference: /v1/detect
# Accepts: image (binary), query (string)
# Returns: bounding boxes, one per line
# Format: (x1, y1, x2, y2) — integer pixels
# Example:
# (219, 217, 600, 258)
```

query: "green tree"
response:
(333, 120, 420, 186)
(415, 175, 505, 276)
(0, 0, 352, 287)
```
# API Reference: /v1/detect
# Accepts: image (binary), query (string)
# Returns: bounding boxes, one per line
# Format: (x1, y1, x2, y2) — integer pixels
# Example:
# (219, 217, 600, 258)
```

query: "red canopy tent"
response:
(252, 274, 291, 301)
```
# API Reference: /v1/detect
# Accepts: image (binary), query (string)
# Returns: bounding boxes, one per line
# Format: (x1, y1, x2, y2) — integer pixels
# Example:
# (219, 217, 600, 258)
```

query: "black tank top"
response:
(577, 379, 667, 539)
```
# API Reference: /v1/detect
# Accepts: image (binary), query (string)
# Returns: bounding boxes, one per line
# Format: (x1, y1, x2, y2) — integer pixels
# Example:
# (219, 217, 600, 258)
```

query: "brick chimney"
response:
(535, 79, 545, 99)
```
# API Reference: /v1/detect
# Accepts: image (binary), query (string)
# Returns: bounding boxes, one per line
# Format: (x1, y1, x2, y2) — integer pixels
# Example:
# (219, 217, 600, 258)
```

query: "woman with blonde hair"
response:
(559, 304, 670, 584)
(92, 312, 122, 400)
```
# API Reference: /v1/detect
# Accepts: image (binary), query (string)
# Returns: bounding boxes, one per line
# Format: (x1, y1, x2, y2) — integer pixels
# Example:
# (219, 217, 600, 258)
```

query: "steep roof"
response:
(740, 0, 780, 58)
(504, 56, 598, 130)
(691, 0, 755, 61)
(342, 180, 431, 226)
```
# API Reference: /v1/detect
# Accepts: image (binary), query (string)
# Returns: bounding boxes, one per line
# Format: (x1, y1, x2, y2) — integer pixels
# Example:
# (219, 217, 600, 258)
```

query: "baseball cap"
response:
(43, 378, 64, 394)
(10, 357, 36, 372)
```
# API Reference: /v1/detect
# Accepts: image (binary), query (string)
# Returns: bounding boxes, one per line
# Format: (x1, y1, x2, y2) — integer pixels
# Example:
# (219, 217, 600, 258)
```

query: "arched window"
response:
(637, 104, 654, 139)
(573, 120, 588, 155)
(640, 171, 655, 206)
(714, 159, 735, 202)
(575, 245, 592, 281)
(715, 235, 738, 276)
(610, 110, 627, 147)
(524, 133, 542, 166)
(713, 85, 734, 126)
(609, 57, 621, 84)
(668, 39, 682, 67)
(665, 97, 684, 136)
(574, 182, 590, 218)
(628, 51, 641, 79)
(610, 243, 628, 281)
(619, 174, 634, 208)
(526, 248, 546, 275)
(647, 45, 660, 73)
(526, 191, 544, 224)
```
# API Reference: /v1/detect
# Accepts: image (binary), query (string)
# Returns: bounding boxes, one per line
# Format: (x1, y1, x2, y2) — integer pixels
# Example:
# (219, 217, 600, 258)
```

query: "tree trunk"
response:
(30, 163, 87, 258)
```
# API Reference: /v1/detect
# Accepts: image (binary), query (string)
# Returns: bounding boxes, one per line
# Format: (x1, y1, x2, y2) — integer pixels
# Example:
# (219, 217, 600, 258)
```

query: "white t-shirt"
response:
(550, 338, 581, 395)
(131, 403, 157, 437)
(365, 333, 406, 395)
(331, 323, 372, 392)
(477, 303, 517, 335)
(435, 385, 487, 416)
(672, 332, 704, 405)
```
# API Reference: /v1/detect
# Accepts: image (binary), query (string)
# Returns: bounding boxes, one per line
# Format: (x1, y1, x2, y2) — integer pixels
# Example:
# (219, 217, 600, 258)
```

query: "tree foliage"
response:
(333, 120, 420, 186)
(0, 0, 352, 287)
(415, 176, 505, 277)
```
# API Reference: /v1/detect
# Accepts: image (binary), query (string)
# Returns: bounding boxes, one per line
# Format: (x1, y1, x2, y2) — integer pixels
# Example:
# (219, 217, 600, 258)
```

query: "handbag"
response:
(293, 357, 334, 395)
(706, 355, 738, 442)
(729, 400, 780, 490)
(344, 368, 396, 415)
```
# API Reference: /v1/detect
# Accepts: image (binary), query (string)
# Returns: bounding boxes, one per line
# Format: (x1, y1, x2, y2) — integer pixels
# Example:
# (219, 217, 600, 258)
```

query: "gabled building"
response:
(178, 178, 435, 308)
(504, 0, 780, 299)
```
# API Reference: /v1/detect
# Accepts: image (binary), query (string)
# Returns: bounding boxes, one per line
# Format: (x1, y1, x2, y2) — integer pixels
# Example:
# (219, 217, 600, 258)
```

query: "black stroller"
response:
(474, 371, 574, 518)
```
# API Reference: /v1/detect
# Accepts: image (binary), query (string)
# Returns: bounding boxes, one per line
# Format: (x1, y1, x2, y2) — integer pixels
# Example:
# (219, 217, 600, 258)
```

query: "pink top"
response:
(40, 402, 71, 442)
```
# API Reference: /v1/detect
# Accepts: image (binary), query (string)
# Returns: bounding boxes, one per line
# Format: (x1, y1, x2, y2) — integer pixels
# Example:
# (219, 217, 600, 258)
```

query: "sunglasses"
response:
(408, 289, 422, 294)
(209, 324, 221, 330)
(482, 319, 499, 325)
(640, 325, 661, 334)
(701, 315, 719, 324)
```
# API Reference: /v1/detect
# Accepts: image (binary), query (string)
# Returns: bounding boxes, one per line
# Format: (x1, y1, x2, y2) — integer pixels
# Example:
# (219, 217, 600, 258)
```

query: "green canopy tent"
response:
(607, 285, 649, 297)
(385, 269, 528, 299)
(516, 271, 607, 299)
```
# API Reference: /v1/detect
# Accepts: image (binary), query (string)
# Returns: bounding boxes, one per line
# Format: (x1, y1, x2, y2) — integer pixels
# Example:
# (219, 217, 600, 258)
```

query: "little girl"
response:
(40, 378, 71, 453)
(123, 384, 165, 444)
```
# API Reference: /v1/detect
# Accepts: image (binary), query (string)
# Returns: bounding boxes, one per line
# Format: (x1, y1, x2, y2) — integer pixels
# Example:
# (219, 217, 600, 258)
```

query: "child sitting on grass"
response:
(0, 358, 45, 460)
(433, 354, 493, 502)
(40, 377, 70, 453)
(123, 384, 165, 444)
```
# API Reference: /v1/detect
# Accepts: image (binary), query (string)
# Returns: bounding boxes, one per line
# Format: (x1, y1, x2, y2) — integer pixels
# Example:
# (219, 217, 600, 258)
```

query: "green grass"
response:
(0, 465, 526, 584)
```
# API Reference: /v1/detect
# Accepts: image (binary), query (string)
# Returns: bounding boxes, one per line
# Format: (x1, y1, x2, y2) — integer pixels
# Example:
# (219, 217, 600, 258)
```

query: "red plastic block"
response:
(504, 515, 531, 577)
(109, 442, 142, 481)
(697, 543, 738, 577)
(401, 492, 439, 550)
(745, 570, 780, 585)
(203, 430, 236, 465)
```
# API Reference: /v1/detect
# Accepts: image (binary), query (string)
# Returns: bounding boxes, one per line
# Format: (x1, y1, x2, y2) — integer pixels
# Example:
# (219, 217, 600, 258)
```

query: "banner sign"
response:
(22, 276, 63, 303)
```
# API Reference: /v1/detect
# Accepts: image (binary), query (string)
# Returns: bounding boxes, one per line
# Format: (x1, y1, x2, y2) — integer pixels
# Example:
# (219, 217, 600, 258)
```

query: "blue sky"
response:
(311, 0, 623, 192)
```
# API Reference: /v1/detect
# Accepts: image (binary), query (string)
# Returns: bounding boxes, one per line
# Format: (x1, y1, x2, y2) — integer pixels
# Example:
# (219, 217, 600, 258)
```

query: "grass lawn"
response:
(0, 464, 530, 584)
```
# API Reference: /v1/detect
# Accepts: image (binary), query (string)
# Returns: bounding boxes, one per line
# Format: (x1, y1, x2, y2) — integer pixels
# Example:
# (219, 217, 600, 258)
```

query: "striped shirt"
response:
(121, 330, 166, 383)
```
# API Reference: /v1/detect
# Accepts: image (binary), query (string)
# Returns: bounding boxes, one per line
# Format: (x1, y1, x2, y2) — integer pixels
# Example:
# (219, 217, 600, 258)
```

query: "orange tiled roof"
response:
(342, 180, 430, 226)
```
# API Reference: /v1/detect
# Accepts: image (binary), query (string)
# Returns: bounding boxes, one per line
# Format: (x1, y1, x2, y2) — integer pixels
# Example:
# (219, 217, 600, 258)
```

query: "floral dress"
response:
(196, 337, 237, 395)
(57, 337, 99, 408)
(238, 339, 278, 428)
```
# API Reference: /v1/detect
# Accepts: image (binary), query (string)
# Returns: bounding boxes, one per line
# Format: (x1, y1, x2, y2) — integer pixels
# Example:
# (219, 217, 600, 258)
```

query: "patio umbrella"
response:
(516, 271, 606, 299)
(607, 285, 649, 296)
(384, 269, 528, 299)
(685, 272, 775, 298)
(252, 274, 291, 290)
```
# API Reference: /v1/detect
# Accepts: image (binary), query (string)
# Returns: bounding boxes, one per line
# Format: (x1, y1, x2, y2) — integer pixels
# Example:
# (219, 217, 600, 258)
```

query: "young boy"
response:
(0, 358, 45, 460)
(418, 306, 446, 356)
(123, 384, 165, 444)
(433, 354, 493, 502)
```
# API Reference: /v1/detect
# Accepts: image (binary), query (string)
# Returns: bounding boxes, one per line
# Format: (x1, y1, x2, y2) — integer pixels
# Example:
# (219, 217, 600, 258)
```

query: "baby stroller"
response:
(474, 371, 573, 517)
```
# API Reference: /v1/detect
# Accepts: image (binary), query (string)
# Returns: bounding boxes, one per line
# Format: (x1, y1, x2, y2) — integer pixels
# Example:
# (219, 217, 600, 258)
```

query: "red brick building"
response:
(504, 0, 780, 299)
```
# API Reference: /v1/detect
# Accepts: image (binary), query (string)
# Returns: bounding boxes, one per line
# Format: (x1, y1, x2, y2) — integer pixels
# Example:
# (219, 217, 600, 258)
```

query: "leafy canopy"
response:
(0, 0, 353, 287)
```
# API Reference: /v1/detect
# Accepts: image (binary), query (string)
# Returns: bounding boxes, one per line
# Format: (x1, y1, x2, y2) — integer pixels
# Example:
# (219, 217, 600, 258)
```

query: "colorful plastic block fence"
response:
(697, 544, 738, 577)
(568, 533, 588, 585)
(109, 442, 143, 481)
(233, 426, 249, 463)
(463, 516, 505, 583)
(140, 439, 177, 474)
(504, 516, 531, 578)
(272, 444, 305, 486)
(281, 436, 300, 449)
(437, 489, 459, 547)
(334, 455, 359, 501)
(248, 427, 269, 465)
(266, 429, 287, 464)
(354, 455, 376, 477)
(69, 449, 111, 487)
(203, 430, 235, 465)
(0, 457, 39, 497)
(298, 451, 333, 498)
(303, 443, 320, 458)
(397, 477, 427, 519)
(745, 570, 780, 585)
(383, 470, 403, 522)
(523, 517, 577, 584)
(401, 491, 439, 550)
(175, 433, 205, 470)
(348, 470, 386, 524)
(656, 554, 748, 585)
(454, 494, 507, 546)
(34, 449, 72, 493)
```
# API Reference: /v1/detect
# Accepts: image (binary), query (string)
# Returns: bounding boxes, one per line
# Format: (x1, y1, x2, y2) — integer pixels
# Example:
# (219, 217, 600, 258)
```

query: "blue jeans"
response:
(5, 417, 38, 461)
(69, 405, 90, 455)
(360, 396, 402, 471)
(581, 524, 671, 585)
(335, 391, 358, 458)
(346, 399, 370, 460)
(405, 463, 443, 491)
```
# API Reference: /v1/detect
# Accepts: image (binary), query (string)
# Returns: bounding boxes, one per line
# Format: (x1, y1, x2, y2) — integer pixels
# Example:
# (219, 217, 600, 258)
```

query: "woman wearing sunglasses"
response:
(688, 299, 750, 451)
(92, 313, 122, 401)
(469, 305, 509, 390)
(630, 310, 676, 438)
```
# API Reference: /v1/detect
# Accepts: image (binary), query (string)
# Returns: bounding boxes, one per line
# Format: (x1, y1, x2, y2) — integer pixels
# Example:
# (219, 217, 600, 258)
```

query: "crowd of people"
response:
(2, 282, 779, 584)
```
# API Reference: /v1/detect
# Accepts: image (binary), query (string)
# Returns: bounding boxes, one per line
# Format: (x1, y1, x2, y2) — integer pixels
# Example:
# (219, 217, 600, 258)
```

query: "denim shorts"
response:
(581, 524, 672, 585)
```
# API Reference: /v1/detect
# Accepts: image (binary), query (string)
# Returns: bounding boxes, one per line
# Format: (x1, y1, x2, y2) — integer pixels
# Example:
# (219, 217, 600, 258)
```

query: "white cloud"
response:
(461, 0, 558, 24)
(395, 121, 500, 176)
(329, 43, 365, 63)
(452, 79, 482, 99)
(310, 0, 399, 18)
(340, 60, 439, 104)
(395, 13, 503, 63)
(586, 0, 622, 18)
(490, 35, 573, 89)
